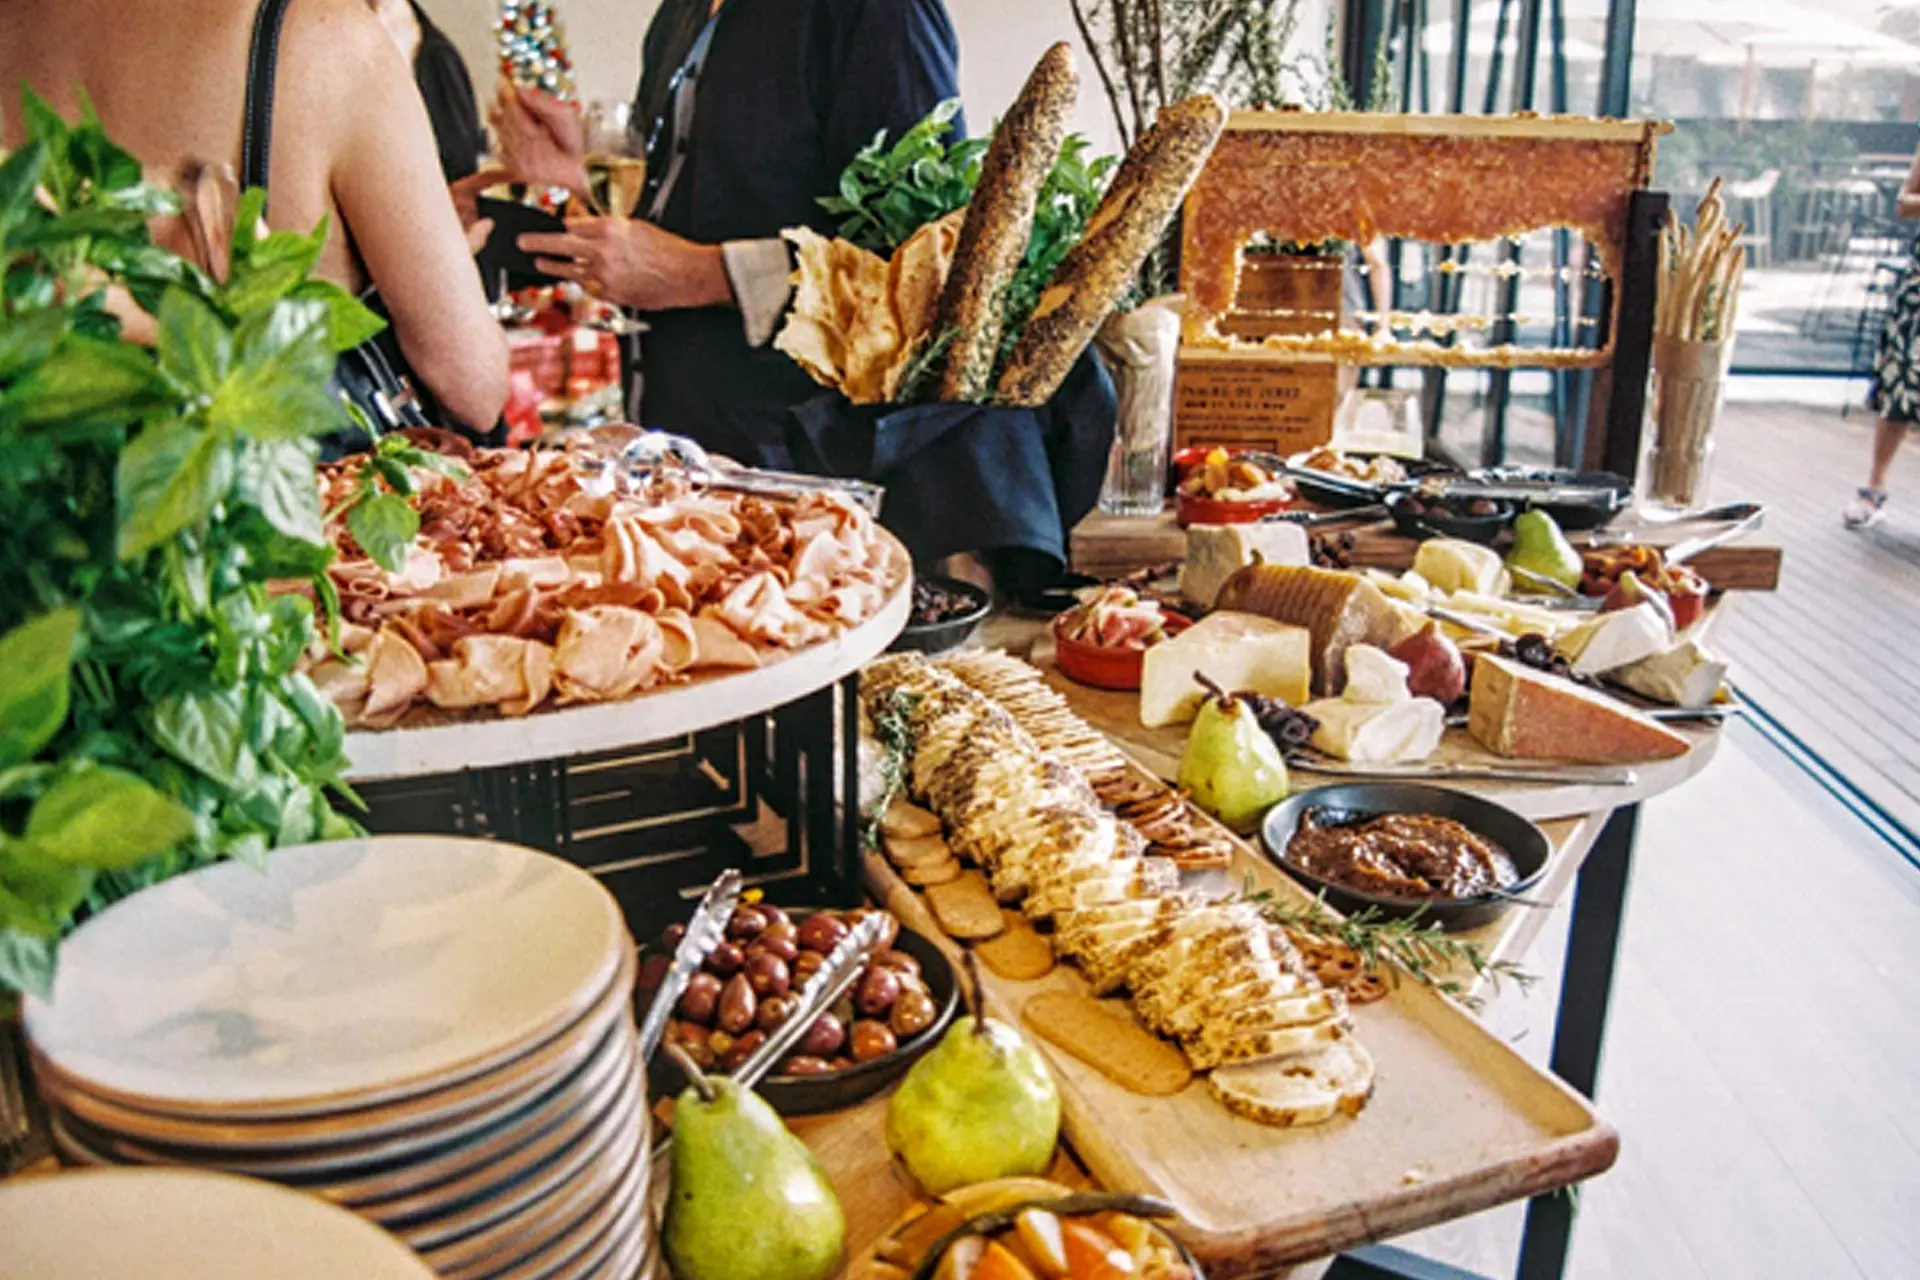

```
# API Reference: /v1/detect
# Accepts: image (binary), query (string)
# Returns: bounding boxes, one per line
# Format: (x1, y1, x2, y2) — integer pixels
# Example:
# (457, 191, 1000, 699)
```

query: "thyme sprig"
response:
(1245, 881, 1536, 1011)
(862, 689, 921, 851)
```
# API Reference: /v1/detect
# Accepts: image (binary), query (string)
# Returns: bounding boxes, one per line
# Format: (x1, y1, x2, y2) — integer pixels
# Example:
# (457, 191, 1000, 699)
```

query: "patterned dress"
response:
(1872, 237, 1920, 424)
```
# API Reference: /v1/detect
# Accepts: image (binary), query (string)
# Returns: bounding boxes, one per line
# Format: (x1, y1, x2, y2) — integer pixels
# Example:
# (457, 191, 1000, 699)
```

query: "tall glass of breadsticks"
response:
(1644, 179, 1745, 515)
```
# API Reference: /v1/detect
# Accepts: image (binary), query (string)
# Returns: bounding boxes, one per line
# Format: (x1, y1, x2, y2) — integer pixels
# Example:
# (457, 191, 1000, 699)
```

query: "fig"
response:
(678, 972, 723, 1024)
(705, 941, 746, 977)
(744, 952, 791, 999)
(796, 913, 849, 954)
(726, 906, 768, 940)
(857, 967, 901, 1017)
(850, 1020, 898, 1063)
(755, 995, 795, 1033)
(797, 1013, 846, 1057)
(1388, 620, 1467, 705)
(890, 988, 938, 1038)
(778, 1055, 835, 1077)
(716, 973, 757, 1034)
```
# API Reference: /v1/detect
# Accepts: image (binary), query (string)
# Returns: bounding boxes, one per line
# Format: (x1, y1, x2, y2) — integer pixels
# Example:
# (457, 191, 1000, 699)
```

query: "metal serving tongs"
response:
(1660, 501, 1765, 568)
(635, 869, 743, 1067)
(573, 425, 885, 514)
(655, 912, 891, 1158)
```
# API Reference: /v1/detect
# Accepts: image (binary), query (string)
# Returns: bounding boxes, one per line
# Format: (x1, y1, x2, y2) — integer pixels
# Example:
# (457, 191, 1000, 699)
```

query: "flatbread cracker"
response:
(1022, 992, 1193, 1096)
(883, 832, 954, 869)
(975, 911, 1056, 980)
(903, 856, 963, 887)
(924, 871, 1004, 940)
(880, 798, 942, 840)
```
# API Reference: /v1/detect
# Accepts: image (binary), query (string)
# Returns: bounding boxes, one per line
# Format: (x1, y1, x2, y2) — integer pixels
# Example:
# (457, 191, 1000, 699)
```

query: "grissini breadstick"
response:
(926, 42, 1078, 403)
(996, 93, 1228, 407)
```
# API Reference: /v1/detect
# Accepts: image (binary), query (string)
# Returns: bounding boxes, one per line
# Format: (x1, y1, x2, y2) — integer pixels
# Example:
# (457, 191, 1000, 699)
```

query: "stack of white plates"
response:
(23, 836, 653, 1280)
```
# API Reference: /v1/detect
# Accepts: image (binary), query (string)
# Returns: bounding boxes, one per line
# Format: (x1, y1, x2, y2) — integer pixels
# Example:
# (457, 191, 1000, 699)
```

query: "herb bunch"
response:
(0, 94, 382, 1002)
(1249, 887, 1536, 1011)
(862, 689, 921, 850)
(818, 100, 1117, 396)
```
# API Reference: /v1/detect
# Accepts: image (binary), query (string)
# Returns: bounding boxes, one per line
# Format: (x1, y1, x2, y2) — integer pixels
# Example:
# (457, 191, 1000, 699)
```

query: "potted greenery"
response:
(0, 96, 418, 1007)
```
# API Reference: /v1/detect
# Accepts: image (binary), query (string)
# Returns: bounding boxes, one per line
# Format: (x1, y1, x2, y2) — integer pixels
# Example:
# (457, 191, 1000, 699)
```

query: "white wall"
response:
(422, 0, 1328, 161)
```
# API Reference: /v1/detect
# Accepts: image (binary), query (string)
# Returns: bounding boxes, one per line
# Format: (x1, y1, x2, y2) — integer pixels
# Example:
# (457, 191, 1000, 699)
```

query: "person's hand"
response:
(490, 82, 589, 195)
(519, 217, 733, 312)
(448, 165, 512, 257)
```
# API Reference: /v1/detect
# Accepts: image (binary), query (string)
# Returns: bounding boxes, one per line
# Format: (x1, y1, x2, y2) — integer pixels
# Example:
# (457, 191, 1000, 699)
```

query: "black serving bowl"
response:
(647, 912, 959, 1116)
(1387, 492, 1516, 544)
(1289, 453, 1448, 509)
(891, 574, 992, 654)
(1471, 467, 1633, 532)
(1260, 783, 1552, 931)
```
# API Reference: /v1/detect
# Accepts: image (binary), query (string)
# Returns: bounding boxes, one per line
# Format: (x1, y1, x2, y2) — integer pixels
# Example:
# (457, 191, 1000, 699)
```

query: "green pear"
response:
(886, 1013, 1061, 1195)
(1178, 685, 1290, 834)
(663, 1076, 845, 1280)
(1504, 509, 1583, 590)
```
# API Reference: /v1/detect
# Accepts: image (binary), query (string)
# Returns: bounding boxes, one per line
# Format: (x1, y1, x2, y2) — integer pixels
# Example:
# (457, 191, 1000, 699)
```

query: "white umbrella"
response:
(1697, 23, 1920, 68)
(1420, 21, 1605, 62)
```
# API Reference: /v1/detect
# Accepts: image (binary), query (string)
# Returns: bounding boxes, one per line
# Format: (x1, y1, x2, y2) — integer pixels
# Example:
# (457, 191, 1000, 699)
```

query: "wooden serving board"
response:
(1031, 647, 1723, 823)
(861, 807, 1618, 1274)
(1069, 507, 1782, 593)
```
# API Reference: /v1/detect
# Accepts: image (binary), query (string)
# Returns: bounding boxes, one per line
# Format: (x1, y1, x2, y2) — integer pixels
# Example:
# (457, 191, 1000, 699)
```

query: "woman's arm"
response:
(305, 0, 508, 430)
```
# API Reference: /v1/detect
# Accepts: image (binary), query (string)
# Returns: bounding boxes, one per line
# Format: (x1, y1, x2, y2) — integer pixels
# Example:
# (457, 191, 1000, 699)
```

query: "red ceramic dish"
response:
(1175, 491, 1292, 527)
(1052, 613, 1191, 691)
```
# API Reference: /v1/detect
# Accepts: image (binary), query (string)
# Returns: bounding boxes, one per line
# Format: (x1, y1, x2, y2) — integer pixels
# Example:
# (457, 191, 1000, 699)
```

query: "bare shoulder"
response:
(277, 0, 409, 102)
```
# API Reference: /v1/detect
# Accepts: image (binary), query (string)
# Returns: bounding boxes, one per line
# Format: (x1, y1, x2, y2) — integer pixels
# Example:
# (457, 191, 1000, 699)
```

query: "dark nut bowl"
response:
(891, 575, 992, 655)
(1260, 783, 1551, 932)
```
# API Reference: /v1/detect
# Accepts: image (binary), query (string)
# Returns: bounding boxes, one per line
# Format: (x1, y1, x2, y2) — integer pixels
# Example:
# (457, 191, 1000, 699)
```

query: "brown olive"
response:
(850, 1020, 898, 1063)
(871, 949, 921, 979)
(668, 1024, 716, 1069)
(637, 952, 672, 1003)
(829, 1055, 856, 1071)
(856, 967, 901, 1017)
(796, 913, 849, 954)
(792, 950, 827, 985)
(705, 941, 746, 977)
(843, 908, 899, 951)
(721, 1029, 767, 1073)
(890, 988, 938, 1038)
(778, 1055, 834, 1077)
(716, 973, 757, 1035)
(744, 952, 791, 999)
(727, 906, 769, 940)
(758, 905, 793, 933)
(661, 923, 686, 951)
(753, 930, 800, 966)
(678, 972, 723, 1024)
(755, 995, 795, 1033)
(797, 1013, 845, 1057)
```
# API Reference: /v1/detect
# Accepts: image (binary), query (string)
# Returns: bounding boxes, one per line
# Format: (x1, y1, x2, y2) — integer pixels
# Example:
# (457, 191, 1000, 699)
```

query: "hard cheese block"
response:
(1179, 522, 1311, 608)
(1211, 564, 1403, 694)
(1141, 611, 1312, 727)
(1468, 653, 1689, 763)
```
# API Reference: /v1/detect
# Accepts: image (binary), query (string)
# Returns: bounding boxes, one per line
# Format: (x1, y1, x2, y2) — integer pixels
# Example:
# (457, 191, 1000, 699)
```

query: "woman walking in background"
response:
(1846, 145, 1920, 529)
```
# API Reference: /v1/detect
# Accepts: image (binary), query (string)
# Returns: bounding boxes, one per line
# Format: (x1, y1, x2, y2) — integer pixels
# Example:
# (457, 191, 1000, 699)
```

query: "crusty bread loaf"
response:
(928, 43, 1078, 403)
(1207, 1040, 1376, 1127)
(996, 94, 1227, 406)
(1211, 564, 1404, 694)
(1468, 653, 1691, 764)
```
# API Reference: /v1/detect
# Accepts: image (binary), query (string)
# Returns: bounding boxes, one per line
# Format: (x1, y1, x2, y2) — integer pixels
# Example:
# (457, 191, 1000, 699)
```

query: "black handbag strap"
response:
(241, 0, 296, 198)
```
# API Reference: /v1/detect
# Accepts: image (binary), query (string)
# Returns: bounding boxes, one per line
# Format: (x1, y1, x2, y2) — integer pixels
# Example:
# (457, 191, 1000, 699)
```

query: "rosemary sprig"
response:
(862, 689, 921, 850)
(1244, 881, 1536, 1011)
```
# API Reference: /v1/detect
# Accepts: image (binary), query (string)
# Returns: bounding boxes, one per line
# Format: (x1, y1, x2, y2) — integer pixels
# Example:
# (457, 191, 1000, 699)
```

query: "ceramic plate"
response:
(26, 837, 625, 1116)
(0, 1168, 434, 1280)
(514, 1123, 655, 1280)
(32, 943, 635, 1151)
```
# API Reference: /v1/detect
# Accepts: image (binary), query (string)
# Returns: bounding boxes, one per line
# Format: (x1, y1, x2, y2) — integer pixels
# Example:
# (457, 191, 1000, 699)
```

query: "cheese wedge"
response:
(1301, 645, 1444, 764)
(1180, 522, 1311, 608)
(1613, 639, 1728, 709)
(1412, 538, 1508, 596)
(1139, 611, 1312, 727)
(1212, 565, 1403, 694)
(1557, 602, 1672, 677)
(1468, 653, 1689, 763)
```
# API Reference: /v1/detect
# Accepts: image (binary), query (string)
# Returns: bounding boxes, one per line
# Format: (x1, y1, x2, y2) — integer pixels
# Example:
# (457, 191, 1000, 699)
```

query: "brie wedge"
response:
(1613, 639, 1728, 708)
(1557, 601, 1674, 677)
(1301, 644, 1445, 764)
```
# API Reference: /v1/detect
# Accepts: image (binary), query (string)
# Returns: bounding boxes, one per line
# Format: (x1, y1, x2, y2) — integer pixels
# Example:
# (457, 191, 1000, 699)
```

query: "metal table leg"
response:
(1325, 801, 1642, 1280)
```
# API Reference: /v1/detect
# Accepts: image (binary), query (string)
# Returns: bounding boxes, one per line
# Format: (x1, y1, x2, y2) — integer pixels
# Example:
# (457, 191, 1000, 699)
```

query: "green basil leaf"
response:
(222, 228, 324, 318)
(287, 279, 387, 353)
(0, 928, 56, 998)
(18, 87, 69, 155)
(372, 455, 415, 497)
(0, 841, 92, 937)
(236, 438, 325, 544)
(0, 138, 47, 233)
(0, 609, 81, 769)
(212, 300, 348, 440)
(262, 593, 315, 677)
(25, 766, 196, 869)
(283, 672, 346, 768)
(1, 333, 171, 432)
(115, 416, 233, 560)
(156, 286, 233, 394)
(0, 306, 67, 383)
(146, 688, 255, 791)
(346, 492, 419, 573)
(229, 188, 268, 268)
(0, 764, 54, 801)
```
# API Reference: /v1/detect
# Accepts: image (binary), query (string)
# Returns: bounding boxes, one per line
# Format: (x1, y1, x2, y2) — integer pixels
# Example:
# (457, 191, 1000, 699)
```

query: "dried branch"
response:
(1148, 0, 1171, 112)
(1069, 0, 1134, 147)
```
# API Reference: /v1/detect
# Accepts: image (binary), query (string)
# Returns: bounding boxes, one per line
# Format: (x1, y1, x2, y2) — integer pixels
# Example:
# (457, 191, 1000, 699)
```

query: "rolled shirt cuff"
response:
(721, 237, 794, 349)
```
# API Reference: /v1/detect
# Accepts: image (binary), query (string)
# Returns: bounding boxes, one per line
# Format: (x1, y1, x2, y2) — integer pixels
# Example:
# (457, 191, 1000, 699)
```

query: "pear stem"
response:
(664, 1039, 719, 1103)
(1193, 671, 1228, 707)
(963, 949, 987, 1035)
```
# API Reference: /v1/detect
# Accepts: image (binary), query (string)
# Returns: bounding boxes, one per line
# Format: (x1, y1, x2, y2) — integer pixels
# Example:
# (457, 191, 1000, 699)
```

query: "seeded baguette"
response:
(928, 42, 1078, 403)
(996, 94, 1228, 407)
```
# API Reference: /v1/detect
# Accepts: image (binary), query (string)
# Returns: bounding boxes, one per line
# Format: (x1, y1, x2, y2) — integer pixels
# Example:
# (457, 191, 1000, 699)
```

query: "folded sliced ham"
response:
(553, 605, 666, 703)
(360, 629, 429, 728)
(426, 635, 554, 717)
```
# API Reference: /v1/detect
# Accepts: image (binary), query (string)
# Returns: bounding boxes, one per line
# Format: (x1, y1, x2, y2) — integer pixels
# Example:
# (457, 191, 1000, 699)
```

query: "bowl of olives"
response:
(642, 903, 960, 1115)
(1387, 490, 1516, 545)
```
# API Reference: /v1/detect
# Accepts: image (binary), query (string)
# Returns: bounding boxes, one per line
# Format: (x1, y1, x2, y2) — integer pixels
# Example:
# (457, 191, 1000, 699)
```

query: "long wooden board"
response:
(861, 775, 1617, 1274)
(1069, 507, 1783, 593)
